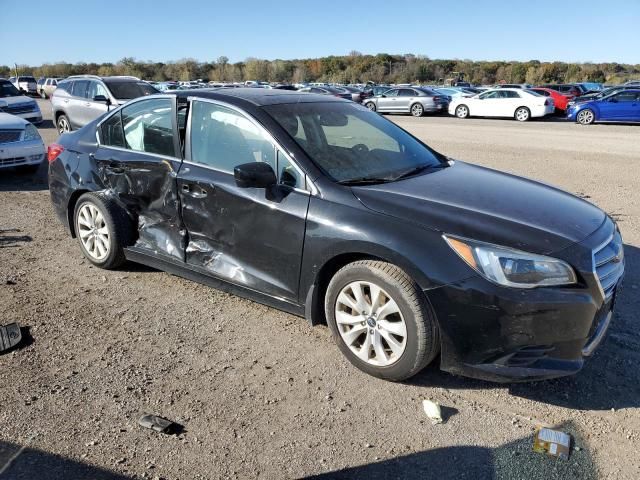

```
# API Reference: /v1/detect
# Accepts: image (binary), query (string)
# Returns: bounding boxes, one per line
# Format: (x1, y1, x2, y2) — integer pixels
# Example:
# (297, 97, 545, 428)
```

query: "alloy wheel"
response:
(334, 281, 407, 367)
(456, 105, 468, 118)
(77, 203, 111, 261)
(577, 110, 594, 125)
(411, 104, 424, 117)
(57, 116, 70, 134)
(365, 103, 376, 111)
(515, 108, 530, 122)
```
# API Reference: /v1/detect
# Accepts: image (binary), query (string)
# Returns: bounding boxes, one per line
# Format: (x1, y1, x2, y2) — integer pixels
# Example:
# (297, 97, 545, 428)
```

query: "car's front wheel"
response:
(365, 102, 376, 112)
(57, 114, 71, 134)
(40, 90, 47, 99)
(455, 104, 469, 119)
(74, 193, 134, 269)
(325, 260, 439, 381)
(577, 109, 595, 125)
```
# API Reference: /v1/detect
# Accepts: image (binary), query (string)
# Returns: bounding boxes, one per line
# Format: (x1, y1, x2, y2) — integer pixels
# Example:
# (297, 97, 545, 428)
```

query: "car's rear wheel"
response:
(410, 103, 424, 117)
(455, 104, 469, 118)
(365, 102, 376, 112)
(325, 260, 439, 381)
(57, 114, 71, 134)
(74, 193, 134, 269)
(515, 107, 531, 122)
(577, 109, 595, 125)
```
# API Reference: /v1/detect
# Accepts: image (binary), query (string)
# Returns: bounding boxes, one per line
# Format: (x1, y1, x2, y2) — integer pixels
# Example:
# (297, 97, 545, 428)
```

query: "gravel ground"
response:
(0, 100, 638, 479)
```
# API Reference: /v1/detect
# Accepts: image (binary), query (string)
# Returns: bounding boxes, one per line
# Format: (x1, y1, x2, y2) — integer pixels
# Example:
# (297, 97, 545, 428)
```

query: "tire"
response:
(73, 192, 135, 269)
(365, 102, 376, 112)
(325, 260, 439, 382)
(455, 104, 469, 119)
(576, 108, 595, 125)
(514, 107, 530, 122)
(57, 114, 71, 134)
(40, 90, 47, 99)
(410, 103, 424, 117)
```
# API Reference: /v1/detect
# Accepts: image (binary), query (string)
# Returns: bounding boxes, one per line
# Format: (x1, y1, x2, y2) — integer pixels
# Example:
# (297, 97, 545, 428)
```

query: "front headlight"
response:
(23, 124, 41, 141)
(443, 235, 577, 288)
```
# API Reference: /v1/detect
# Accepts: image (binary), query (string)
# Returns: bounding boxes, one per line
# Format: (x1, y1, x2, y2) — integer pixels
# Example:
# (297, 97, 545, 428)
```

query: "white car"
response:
(449, 88, 554, 121)
(0, 112, 45, 172)
(0, 79, 43, 124)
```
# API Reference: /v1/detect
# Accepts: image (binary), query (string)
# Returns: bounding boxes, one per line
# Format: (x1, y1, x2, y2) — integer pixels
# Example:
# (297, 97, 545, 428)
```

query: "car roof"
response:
(171, 87, 347, 106)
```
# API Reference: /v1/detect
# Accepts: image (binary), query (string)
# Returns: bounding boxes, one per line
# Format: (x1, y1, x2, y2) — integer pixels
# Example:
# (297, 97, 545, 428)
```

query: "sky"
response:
(2, 0, 639, 66)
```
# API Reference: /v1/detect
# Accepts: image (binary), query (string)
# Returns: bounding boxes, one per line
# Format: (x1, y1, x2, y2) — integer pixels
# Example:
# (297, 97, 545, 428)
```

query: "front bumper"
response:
(426, 219, 624, 382)
(13, 111, 43, 124)
(0, 139, 46, 169)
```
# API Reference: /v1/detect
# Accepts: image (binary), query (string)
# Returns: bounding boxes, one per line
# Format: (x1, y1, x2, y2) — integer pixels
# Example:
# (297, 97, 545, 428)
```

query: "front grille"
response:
(0, 102, 36, 115)
(0, 130, 22, 144)
(593, 229, 624, 300)
(0, 156, 27, 167)
(505, 345, 555, 367)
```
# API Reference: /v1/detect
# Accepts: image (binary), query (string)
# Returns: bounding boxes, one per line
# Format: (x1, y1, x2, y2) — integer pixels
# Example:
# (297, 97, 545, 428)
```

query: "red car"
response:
(530, 87, 574, 112)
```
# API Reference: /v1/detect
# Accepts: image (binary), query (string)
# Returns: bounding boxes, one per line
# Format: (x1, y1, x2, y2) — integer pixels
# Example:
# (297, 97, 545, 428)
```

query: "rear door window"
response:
(120, 98, 176, 156)
(399, 89, 416, 97)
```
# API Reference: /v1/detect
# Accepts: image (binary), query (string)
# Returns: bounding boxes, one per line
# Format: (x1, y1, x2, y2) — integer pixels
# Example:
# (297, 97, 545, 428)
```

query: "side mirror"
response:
(234, 162, 276, 189)
(93, 95, 111, 105)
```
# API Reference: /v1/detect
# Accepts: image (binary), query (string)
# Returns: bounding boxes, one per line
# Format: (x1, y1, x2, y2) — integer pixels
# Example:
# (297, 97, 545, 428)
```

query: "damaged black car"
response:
(48, 89, 624, 382)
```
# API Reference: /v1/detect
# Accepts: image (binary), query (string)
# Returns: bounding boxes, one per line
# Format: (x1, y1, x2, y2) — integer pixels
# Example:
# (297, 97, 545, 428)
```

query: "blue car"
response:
(567, 89, 640, 124)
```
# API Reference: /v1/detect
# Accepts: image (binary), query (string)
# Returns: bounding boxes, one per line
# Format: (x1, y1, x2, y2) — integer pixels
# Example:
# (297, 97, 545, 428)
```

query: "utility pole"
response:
(14, 63, 18, 77)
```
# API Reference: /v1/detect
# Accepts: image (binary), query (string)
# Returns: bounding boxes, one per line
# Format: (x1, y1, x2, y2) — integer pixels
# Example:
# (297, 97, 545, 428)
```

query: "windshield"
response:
(0, 80, 21, 97)
(264, 102, 445, 183)
(104, 80, 159, 100)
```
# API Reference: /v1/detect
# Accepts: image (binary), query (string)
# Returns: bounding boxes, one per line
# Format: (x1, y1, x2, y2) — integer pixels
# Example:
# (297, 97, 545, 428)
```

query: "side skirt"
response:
(124, 246, 305, 318)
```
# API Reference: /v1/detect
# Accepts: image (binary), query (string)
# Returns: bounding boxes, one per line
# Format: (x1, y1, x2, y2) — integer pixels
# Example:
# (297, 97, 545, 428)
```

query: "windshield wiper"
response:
(392, 163, 446, 181)
(337, 177, 395, 186)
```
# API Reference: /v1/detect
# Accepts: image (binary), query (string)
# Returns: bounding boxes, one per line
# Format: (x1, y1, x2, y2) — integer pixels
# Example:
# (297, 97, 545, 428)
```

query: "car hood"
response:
(0, 95, 36, 106)
(0, 112, 27, 128)
(351, 161, 605, 255)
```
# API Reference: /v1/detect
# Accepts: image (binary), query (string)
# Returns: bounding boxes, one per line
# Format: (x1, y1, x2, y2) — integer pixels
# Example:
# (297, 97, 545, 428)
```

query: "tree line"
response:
(2, 53, 638, 85)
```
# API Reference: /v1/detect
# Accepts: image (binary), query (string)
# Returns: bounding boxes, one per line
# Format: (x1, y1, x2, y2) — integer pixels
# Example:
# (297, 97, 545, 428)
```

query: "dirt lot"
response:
(0, 100, 638, 479)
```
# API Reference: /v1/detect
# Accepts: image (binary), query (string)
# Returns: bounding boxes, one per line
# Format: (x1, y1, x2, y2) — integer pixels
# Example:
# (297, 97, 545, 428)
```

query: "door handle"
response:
(182, 184, 209, 198)
(105, 162, 125, 174)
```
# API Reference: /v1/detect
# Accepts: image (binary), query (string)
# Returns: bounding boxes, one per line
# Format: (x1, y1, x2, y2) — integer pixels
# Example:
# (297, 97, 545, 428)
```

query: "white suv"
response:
(0, 79, 43, 124)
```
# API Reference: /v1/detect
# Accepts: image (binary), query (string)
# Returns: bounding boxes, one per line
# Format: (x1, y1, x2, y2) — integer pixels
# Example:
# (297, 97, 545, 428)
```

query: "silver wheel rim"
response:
(335, 281, 407, 367)
(412, 105, 423, 116)
(456, 106, 467, 118)
(77, 203, 110, 261)
(578, 110, 593, 124)
(366, 103, 375, 111)
(58, 117, 70, 133)
(516, 108, 529, 121)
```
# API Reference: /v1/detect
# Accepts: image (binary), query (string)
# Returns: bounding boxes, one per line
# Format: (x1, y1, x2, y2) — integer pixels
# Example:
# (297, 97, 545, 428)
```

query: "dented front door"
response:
(178, 99, 310, 301)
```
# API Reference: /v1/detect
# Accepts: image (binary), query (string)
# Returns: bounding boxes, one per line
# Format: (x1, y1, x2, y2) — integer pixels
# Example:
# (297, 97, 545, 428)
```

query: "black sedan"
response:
(48, 89, 624, 382)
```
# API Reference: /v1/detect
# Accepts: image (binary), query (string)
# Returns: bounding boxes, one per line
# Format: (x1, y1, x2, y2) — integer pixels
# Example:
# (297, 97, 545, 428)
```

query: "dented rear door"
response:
(95, 96, 185, 260)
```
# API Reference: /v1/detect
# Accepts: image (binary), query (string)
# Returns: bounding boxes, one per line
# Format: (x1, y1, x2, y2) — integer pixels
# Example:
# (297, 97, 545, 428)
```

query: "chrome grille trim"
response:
(592, 228, 624, 301)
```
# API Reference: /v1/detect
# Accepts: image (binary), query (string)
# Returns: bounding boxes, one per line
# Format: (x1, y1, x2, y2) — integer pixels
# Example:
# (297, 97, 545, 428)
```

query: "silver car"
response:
(0, 111, 45, 173)
(10, 75, 38, 95)
(51, 75, 159, 133)
(363, 87, 449, 117)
